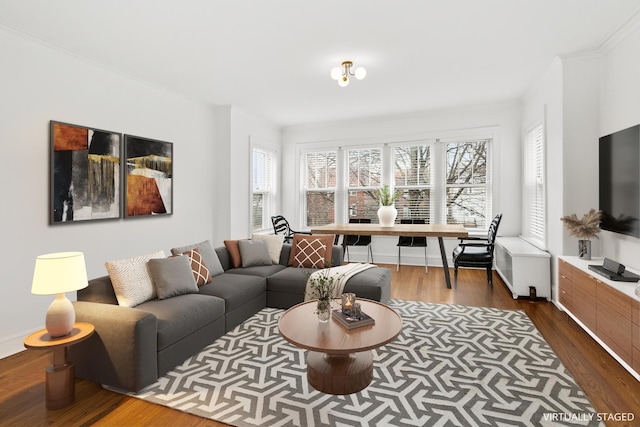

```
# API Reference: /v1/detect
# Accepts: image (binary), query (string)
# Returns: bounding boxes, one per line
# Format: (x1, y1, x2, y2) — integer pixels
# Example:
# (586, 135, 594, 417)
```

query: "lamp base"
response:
(46, 293, 75, 337)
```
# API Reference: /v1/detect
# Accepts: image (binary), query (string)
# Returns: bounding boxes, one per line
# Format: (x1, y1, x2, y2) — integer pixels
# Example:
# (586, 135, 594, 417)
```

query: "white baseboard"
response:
(1, 330, 35, 360)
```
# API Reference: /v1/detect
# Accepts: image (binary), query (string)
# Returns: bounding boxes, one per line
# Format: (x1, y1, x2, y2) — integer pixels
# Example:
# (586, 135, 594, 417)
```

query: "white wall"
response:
(0, 27, 218, 357)
(282, 102, 522, 266)
(521, 58, 564, 259)
(213, 106, 282, 241)
(599, 21, 640, 270)
(521, 17, 640, 306)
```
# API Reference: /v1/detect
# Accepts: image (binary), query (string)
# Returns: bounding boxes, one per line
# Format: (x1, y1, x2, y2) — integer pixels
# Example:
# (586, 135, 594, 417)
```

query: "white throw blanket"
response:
(304, 263, 376, 301)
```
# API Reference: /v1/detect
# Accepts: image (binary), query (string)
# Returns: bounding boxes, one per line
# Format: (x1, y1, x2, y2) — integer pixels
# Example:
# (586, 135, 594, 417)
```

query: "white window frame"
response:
(522, 121, 546, 249)
(302, 149, 338, 227)
(300, 134, 493, 232)
(250, 145, 277, 233)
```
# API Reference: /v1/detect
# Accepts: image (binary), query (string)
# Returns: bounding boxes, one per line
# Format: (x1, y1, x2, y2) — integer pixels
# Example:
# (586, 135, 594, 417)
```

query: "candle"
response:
(341, 293, 356, 314)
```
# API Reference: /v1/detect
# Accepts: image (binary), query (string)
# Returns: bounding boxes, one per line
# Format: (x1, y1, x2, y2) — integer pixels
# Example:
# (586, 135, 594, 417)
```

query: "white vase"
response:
(377, 205, 397, 227)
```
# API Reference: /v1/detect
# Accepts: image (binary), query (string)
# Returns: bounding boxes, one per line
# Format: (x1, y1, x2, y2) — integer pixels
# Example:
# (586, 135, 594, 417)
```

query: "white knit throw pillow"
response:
(105, 250, 165, 307)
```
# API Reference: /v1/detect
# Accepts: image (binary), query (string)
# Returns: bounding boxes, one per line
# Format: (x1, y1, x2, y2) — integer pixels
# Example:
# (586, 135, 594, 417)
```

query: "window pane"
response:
(396, 189, 430, 222)
(348, 190, 379, 221)
(348, 148, 381, 187)
(306, 191, 334, 226)
(446, 187, 486, 228)
(306, 152, 336, 189)
(252, 193, 264, 231)
(446, 140, 488, 185)
(394, 146, 430, 186)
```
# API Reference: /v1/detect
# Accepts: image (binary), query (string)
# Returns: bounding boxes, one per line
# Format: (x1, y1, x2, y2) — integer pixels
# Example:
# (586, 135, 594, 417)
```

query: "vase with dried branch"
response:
(560, 209, 602, 260)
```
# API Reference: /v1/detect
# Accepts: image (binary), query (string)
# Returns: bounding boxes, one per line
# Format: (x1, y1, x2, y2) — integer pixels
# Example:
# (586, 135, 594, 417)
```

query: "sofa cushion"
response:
(251, 234, 285, 264)
(136, 294, 225, 351)
(267, 266, 392, 304)
(288, 234, 334, 268)
(197, 273, 266, 312)
(224, 240, 242, 268)
(170, 240, 224, 277)
(105, 250, 165, 308)
(266, 267, 315, 295)
(148, 256, 198, 299)
(180, 248, 212, 286)
(238, 240, 272, 267)
(224, 264, 287, 278)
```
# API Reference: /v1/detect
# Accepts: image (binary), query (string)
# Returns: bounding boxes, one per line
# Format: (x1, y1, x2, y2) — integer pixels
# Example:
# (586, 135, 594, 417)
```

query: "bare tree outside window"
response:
(347, 148, 381, 222)
(446, 140, 488, 228)
(394, 145, 431, 222)
(305, 151, 336, 226)
(303, 138, 490, 230)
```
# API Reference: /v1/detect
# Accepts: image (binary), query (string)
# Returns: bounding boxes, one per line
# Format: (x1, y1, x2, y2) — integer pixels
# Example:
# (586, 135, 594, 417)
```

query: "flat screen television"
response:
(599, 124, 640, 238)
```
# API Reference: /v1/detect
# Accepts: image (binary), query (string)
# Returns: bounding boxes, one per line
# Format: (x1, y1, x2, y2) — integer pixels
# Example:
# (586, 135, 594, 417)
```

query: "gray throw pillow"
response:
(148, 256, 198, 300)
(171, 240, 224, 276)
(238, 240, 272, 267)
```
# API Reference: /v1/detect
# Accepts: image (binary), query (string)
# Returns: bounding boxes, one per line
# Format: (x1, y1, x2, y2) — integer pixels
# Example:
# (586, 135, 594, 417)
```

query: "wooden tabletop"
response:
(278, 299, 402, 355)
(310, 223, 469, 238)
(24, 322, 95, 350)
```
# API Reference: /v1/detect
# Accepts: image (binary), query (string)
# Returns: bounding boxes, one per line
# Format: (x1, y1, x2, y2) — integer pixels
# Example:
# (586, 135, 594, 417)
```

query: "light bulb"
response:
(338, 75, 349, 87)
(354, 67, 367, 80)
(330, 67, 342, 80)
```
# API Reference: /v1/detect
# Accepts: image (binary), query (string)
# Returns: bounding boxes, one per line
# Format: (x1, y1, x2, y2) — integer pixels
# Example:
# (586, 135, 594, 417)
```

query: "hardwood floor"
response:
(2, 265, 640, 426)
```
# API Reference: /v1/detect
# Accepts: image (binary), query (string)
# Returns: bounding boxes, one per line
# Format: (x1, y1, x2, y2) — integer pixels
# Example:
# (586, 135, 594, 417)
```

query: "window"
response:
(302, 137, 491, 230)
(304, 151, 337, 226)
(347, 148, 382, 220)
(523, 124, 545, 247)
(394, 145, 432, 222)
(251, 147, 276, 232)
(445, 140, 489, 229)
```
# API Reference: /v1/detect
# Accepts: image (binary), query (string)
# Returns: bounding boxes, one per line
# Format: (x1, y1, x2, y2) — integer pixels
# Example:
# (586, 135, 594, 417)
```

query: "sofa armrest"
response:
(68, 301, 158, 392)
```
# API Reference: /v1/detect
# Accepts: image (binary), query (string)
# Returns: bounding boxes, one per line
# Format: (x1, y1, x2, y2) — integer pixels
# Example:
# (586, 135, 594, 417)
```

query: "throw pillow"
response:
(105, 250, 165, 308)
(148, 256, 199, 299)
(224, 240, 242, 268)
(252, 234, 285, 264)
(181, 248, 212, 286)
(238, 240, 272, 267)
(170, 240, 224, 277)
(288, 234, 334, 268)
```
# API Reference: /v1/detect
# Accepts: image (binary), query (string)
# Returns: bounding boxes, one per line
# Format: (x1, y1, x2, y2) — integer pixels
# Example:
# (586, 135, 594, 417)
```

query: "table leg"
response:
(46, 346, 75, 409)
(307, 351, 373, 395)
(438, 237, 452, 289)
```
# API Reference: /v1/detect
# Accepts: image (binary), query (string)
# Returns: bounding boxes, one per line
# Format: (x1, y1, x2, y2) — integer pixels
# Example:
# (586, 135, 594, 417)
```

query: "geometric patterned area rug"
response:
(118, 300, 602, 426)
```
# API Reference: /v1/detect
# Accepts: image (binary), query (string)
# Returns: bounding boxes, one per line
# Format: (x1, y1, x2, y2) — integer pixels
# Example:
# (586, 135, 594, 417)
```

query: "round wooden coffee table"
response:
(278, 299, 402, 395)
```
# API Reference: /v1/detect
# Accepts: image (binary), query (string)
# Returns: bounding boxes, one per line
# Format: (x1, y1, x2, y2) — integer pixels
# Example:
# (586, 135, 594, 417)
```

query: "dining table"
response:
(310, 223, 469, 289)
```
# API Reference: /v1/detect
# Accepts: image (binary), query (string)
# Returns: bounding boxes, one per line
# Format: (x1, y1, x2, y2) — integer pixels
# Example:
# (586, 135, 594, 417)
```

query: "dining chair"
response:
(342, 218, 373, 263)
(452, 213, 503, 288)
(271, 215, 310, 243)
(397, 219, 428, 272)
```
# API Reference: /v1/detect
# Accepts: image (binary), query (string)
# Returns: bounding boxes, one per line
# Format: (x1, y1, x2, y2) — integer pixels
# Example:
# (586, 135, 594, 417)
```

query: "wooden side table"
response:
(24, 322, 94, 409)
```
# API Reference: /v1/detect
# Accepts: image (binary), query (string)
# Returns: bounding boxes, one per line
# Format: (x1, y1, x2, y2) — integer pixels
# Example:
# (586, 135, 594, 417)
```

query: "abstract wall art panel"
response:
(50, 121, 122, 224)
(124, 135, 173, 218)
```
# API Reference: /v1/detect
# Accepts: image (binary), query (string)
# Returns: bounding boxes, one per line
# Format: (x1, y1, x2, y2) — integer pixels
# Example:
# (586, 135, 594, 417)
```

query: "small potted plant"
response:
(376, 184, 401, 227)
(560, 209, 602, 260)
(305, 268, 335, 322)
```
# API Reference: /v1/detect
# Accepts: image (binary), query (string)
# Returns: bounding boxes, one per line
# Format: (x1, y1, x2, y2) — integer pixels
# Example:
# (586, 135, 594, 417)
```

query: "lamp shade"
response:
(32, 252, 88, 295)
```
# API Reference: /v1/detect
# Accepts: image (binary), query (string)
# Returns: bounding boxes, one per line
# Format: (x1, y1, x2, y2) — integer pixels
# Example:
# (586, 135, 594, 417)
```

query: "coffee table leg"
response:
(307, 351, 374, 395)
(46, 346, 75, 409)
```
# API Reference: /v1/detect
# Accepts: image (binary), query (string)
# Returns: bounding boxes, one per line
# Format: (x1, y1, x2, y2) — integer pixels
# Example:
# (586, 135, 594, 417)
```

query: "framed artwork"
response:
(50, 121, 122, 224)
(124, 135, 173, 217)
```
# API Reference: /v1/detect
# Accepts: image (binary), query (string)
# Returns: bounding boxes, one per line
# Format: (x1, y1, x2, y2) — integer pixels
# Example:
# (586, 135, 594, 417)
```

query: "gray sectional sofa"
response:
(69, 242, 391, 392)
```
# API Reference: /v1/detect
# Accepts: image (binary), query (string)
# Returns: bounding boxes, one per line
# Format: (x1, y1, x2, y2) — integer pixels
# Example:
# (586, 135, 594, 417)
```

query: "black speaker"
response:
(603, 258, 625, 275)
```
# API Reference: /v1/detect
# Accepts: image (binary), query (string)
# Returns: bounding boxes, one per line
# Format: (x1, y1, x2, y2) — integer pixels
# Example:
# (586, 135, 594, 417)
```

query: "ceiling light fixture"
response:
(330, 61, 366, 87)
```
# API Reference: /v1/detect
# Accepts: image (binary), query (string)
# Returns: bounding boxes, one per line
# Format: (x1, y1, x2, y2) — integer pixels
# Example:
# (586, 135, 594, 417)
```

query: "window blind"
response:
(523, 124, 545, 246)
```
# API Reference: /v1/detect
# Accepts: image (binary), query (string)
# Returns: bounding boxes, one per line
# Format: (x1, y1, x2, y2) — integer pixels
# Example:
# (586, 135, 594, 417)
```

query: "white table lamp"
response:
(31, 252, 88, 337)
